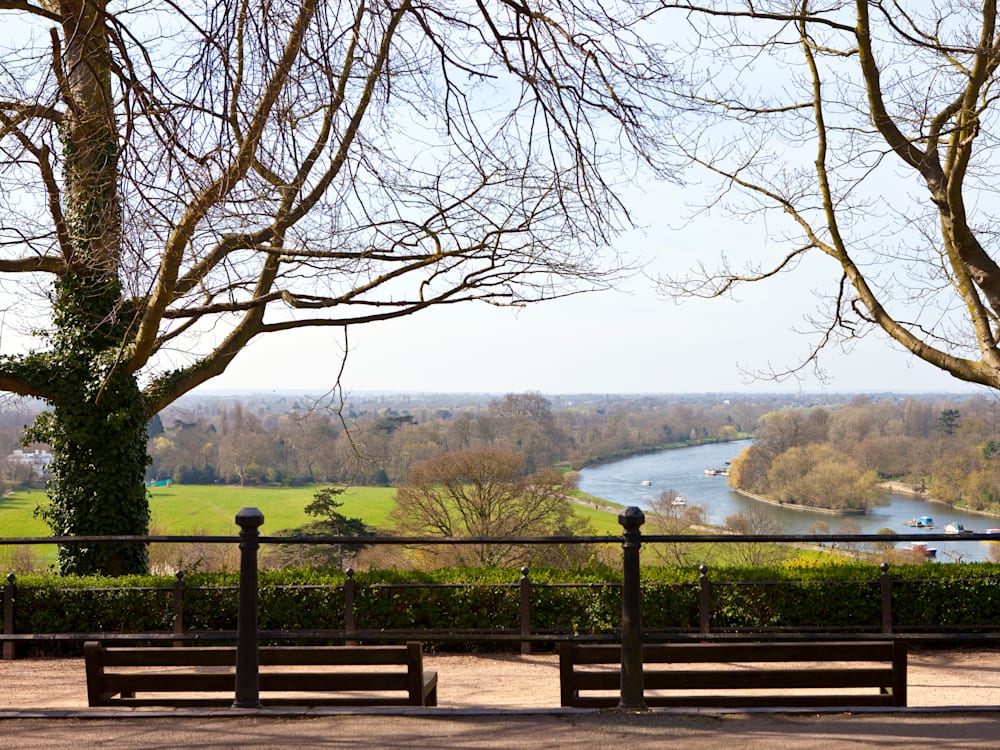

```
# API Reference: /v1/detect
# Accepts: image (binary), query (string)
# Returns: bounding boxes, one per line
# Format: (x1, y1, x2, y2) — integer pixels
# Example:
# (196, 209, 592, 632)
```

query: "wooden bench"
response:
(559, 640, 906, 708)
(84, 641, 438, 707)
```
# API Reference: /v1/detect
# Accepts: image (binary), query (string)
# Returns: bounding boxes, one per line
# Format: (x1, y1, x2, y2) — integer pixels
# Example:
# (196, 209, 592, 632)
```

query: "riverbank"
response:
(880, 481, 1000, 521)
(574, 437, 751, 471)
(735, 488, 866, 516)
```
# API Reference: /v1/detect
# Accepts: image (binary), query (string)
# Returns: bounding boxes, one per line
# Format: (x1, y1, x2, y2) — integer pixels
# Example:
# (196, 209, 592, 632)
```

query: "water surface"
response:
(578, 440, 998, 562)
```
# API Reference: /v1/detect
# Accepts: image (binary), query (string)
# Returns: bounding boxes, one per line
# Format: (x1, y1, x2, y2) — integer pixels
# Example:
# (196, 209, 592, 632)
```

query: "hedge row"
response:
(6, 563, 1000, 655)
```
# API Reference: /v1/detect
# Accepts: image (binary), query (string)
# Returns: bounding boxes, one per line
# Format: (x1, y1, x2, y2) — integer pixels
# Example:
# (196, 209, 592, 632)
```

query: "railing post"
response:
(344, 568, 357, 645)
(519, 566, 531, 655)
(3, 573, 15, 660)
(172, 570, 185, 647)
(880, 562, 893, 635)
(618, 506, 646, 710)
(699, 564, 711, 635)
(234, 507, 264, 709)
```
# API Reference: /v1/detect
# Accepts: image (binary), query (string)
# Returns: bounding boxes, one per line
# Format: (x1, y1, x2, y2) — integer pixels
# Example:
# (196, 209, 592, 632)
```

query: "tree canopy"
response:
(0, 0, 675, 572)
(391, 445, 591, 566)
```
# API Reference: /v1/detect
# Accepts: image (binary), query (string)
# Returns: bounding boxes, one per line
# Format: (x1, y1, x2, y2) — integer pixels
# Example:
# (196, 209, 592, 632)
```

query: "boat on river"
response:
(909, 542, 938, 558)
(945, 523, 974, 535)
(640, 480, 651, 486)
(904, 516, 935, 528)
(671, 496, 687, 506)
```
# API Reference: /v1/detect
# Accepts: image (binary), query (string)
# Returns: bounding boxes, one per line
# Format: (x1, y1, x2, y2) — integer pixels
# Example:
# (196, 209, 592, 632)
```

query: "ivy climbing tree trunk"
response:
(28, 278, 151, 576)
(22, 0, 150, 574)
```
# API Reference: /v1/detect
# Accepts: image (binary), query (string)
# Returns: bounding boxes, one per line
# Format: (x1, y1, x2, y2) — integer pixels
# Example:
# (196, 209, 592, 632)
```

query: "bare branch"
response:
(656, 0, 1000, 389)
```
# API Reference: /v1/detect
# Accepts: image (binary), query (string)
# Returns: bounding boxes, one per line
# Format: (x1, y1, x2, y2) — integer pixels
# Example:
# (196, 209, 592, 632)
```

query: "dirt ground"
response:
(3, 648, 1000, 711)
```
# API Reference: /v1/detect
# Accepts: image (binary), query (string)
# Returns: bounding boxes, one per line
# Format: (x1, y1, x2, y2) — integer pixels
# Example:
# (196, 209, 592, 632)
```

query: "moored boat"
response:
(904, 516, 935, 528)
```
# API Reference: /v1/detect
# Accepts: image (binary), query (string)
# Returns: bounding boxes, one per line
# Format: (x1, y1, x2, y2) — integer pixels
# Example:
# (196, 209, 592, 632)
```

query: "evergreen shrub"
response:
(6, 563, 1000, 656)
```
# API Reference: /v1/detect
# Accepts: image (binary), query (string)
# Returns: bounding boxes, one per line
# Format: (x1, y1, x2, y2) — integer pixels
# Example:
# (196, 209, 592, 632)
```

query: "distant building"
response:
(6, 448, 54, 476)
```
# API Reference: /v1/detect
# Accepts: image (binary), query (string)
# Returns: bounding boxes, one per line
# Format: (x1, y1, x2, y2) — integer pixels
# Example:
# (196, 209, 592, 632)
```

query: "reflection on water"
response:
(577, 440, 998, 562)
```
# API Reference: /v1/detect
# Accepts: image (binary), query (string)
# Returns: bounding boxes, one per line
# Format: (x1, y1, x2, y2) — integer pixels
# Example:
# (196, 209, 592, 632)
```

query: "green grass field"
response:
(146, 484, 400, 535)
(0, 491, 49, 537)
(0, 483, 622, 538)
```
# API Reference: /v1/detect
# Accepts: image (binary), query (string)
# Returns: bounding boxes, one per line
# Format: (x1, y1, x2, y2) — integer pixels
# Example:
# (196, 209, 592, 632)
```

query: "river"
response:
(577, 440, 999, 562)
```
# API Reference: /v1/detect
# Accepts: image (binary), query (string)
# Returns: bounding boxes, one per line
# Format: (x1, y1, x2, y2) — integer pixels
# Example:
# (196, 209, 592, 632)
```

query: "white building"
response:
(6, 448, 54, 476)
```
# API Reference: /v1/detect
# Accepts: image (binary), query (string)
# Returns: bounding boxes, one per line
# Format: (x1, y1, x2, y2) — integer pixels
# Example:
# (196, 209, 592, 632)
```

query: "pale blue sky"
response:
(207, 288, 979, 395)
(207, 180, 984, 398)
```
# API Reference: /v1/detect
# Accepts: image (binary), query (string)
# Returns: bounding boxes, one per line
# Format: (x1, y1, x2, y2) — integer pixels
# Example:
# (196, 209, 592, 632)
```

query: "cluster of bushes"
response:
(6, 563, 1000, 656)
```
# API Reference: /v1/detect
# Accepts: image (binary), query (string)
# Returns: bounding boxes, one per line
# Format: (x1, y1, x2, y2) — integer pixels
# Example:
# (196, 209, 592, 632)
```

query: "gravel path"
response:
(3, 648, 1000, 711)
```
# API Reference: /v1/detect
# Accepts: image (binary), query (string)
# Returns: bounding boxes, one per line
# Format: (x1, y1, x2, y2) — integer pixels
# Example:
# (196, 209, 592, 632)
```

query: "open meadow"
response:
(0, 484, 622, 569)
(1, 484, 621, 535)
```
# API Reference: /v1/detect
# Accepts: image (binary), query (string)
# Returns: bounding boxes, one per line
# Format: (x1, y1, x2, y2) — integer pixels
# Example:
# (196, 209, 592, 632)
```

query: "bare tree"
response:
(655, 1, 1000, 389)
(645, 489, 709, 567)
(723, 506, 784, 567)
(391, 446, 591, 566)
(0, 0, 675, 572)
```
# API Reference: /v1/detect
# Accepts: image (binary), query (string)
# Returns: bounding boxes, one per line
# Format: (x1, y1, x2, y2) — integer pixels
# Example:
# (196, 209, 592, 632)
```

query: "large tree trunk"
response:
(34, 325, 151, 576)
(27, 0, 151, 575)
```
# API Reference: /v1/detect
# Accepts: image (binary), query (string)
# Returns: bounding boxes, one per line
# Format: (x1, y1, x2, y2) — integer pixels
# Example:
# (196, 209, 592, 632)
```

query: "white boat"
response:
(671, 496, 686, 506)
(945, 523, 974, 535)
(909, 542, 938, 558)
(640, 480, 652, 487)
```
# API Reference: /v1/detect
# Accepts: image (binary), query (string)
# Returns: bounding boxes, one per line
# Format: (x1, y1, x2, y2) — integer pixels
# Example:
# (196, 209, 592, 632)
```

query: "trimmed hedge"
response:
(5, 563, 1000, 656)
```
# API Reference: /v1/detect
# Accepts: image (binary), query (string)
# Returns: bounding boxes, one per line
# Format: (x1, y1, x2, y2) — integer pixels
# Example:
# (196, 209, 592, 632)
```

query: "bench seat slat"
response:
(95, 645, 417, 668)
(259, 672, 410, 692)
(99, 694, 436, 708)
(565, 693, 899, 709)
(643, 667, 894, 691)
(566, 668, 895, 692)
(105, 672, 235, 692)
(644, 642, 896, 663)
(98, 647, 238, 667)
(565, 642, 898, 664)
(260, 646, 414, 666)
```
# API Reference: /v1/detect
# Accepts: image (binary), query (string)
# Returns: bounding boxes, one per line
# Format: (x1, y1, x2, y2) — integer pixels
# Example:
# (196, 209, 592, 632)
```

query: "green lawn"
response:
(146, 484, 399, 535)
(1, 484, 621, 537)
(0, 491, 49, 537)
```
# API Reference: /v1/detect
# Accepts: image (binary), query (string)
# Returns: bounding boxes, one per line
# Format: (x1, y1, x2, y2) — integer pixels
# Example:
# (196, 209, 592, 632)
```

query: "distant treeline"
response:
(728, 394, 1000, 515)
(138, 391, 771, 487)
(4, 391, 991, 496)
